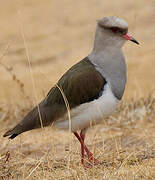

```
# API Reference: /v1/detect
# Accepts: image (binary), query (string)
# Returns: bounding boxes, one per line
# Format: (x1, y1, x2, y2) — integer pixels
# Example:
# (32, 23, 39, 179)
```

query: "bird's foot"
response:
(82, 160, 101, 169)
(89, 157, 100, 165)
(84, 146, 101, 165)
(83, 163, 93, 169)
(87, 154, 100, 165)
(81, 155, 101, 168)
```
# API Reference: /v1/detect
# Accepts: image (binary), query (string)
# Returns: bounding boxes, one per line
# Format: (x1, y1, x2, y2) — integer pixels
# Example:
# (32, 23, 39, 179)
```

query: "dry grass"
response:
(0, 0, 155, 179)
(0, 96, 155, 179)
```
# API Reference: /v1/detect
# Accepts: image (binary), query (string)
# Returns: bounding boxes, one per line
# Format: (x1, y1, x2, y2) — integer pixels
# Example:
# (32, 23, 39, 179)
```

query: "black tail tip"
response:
(3, 133, 8, 138)
(3, 133, 18, 139)
(9, 134, 18, 139)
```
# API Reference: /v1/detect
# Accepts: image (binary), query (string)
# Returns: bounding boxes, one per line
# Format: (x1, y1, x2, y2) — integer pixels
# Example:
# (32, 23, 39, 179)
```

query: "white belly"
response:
(53, 83, 120, 131)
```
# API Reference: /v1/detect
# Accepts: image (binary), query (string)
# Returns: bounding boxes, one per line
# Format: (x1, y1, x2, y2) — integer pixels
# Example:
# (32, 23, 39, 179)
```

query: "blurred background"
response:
(0, 1, 154, 179)
(0, 0, 155, 104)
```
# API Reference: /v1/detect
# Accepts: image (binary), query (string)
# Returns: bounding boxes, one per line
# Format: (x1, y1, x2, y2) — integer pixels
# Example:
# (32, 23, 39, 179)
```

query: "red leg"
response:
(74, 132, 85, 165)
(74, 130, 100, 167)
(80, 130, 99, 165)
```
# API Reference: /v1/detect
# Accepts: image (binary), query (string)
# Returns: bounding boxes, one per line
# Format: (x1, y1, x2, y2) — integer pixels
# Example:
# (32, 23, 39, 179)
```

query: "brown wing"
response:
(45, 57, 107, 108)
(3, 57, 106, 139)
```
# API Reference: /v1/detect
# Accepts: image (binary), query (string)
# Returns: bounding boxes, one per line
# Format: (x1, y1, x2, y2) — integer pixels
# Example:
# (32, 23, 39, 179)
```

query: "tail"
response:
(3, 124, 24, 139)
(3, 101, 62, 139)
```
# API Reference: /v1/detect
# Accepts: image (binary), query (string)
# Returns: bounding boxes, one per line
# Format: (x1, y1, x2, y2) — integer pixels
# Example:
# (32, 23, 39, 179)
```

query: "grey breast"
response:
(89, 51, 127, 100)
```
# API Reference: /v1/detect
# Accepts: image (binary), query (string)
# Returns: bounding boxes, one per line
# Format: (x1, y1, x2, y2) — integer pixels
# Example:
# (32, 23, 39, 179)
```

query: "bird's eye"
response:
(110, 27, 123, 34)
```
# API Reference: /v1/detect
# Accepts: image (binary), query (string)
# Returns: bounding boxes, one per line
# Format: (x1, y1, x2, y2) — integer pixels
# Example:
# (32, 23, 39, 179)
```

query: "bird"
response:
(3, 16, 139, 167)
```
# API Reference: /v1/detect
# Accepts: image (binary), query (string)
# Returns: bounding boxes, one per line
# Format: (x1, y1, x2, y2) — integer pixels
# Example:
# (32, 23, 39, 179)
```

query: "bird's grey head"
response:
(93, 16, 138, 51)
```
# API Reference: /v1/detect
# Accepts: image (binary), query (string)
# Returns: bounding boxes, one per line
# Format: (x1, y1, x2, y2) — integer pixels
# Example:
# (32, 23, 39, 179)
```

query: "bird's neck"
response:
(90, 29, 124, 64)
(88, 43, 126, 101)
(89, 45, 124, 65)
(92, 26, 125, 53)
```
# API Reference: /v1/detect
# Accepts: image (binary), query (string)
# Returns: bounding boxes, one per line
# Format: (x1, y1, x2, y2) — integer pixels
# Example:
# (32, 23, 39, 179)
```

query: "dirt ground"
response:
(0, 0, 155, 179)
